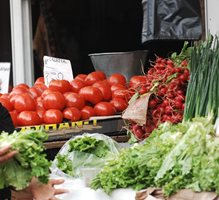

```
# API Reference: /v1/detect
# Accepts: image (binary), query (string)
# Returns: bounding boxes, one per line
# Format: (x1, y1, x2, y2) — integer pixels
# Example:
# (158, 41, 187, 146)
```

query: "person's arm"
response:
(0, 145, 17, 164)
(0, 103, 15, 133)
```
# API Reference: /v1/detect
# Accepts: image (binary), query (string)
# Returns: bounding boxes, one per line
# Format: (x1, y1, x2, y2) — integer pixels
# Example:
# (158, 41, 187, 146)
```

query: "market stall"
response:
(2, 1, 219, 200)
(1, 36, 219, 200)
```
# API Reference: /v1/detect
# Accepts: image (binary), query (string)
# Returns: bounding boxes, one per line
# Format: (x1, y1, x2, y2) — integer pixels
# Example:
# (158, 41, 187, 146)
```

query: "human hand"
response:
(30, 178, 68, 200)
(0, 145, 17, 164)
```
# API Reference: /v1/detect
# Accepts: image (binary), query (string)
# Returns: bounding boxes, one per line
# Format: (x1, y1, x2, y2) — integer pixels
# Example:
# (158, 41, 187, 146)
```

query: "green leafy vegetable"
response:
(184, 35, 219, 123)
(171, 41, 192, 66)
(91, 122, 186, 193)
(91, 117, 219, 196)
(155, 117, 216, 196)
(54, 134, 119, 177)
(56, 154, 73, 176)
(68, 136, 110, 158)
(0, 129, 51, 190)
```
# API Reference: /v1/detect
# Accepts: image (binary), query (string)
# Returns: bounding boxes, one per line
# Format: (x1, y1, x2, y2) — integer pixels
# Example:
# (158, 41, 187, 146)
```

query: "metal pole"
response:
(10, 0, 34, 86)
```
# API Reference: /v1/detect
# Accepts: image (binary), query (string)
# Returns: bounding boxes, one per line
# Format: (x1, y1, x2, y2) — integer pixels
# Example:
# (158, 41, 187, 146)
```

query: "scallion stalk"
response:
(183, 35, 219, 124)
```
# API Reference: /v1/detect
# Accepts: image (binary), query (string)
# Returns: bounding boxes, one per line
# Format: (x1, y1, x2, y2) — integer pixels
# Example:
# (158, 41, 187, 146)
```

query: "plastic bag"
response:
(51, 133, 120, 184)
(141, 0, 202, 43)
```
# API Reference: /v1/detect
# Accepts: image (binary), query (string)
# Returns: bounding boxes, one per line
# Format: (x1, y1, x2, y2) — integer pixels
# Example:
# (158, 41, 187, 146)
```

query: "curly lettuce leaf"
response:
(0, 129, 51, 190)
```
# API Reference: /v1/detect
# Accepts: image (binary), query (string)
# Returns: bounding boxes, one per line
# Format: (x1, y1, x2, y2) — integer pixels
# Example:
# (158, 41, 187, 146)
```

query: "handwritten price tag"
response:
(0, 62, 11, 94)
(43, 56, 74, 86)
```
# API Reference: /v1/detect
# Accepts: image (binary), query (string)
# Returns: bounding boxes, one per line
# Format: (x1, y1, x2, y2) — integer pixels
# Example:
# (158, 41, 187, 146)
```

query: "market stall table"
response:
(38, 116, 129, 159)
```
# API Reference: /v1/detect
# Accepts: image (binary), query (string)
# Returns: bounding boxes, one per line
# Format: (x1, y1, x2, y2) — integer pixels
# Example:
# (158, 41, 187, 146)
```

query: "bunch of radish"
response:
(126, 57, 190, 140)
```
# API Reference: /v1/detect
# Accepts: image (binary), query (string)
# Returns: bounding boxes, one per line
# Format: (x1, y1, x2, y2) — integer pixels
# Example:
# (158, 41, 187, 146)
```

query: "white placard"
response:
(43, 56, 74, 86)
(0, 62, 11, 94)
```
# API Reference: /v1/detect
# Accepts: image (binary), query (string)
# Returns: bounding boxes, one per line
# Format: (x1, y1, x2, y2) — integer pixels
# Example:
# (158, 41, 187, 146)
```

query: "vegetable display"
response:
(0, 129, 51, 190)
(0, 71, 131, 127)
(0, 44, 189, 132)
(91, 117, 218, 196)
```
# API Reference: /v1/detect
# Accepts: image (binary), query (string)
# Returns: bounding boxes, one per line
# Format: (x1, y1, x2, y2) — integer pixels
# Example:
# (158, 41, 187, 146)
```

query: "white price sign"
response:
(0, 62, 11, 94)
(43, 56, 74, 86)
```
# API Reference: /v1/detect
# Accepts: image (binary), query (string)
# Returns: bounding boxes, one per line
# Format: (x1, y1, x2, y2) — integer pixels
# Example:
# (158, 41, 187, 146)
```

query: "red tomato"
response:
(29, 87, 41, 99)
(110, 97, 128, 112)
(70, 79, 85, 93)
(84, 71, 106, 85)
(35, 77, 44, 84)
(9, 94, 18, 106)
(75, 74, 87, 82)
(33, 83, 47, 95)
(79, 86, 103, 105)
(93, 79, 110, 88)
(41, 89, 56, 99)
(9, 110, 18, 127)
(36, 108, 45, 122)
(14, 83, 29, 89)
(63, 92, 72, 98)
(112, 89, 132, 101)
(95, 71, 107, 80)
(43, 91, 66, 110)
(17, 111, 41, 126)
(110, 83, 127, 92)
(108, 73, 127, 86)
(36, 96, 44, 110)
(64, 92, 85, 109)
(10, 87, 30, 97)
(14, 93, 36, 112)
(81, 106, 96, 120)
(93, 81, 112, 101)
(0, 98, 14, 111)
(0, 93, 10, 100)
(129, 75, 147, 88)
(94, 102, 116, 116)
(63, 107, 81, 122)
(49, 79, 72, 93)
(43, 109, 63, 124)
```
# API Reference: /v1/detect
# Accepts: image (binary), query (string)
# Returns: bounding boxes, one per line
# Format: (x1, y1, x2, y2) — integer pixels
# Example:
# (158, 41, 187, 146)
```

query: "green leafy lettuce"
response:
(68, 136, 110, 158)
(56, 154, 73, 176)
(155, 117, 216, 196)
(91, 117, 219, 196)
(0, 129, 51, 190)
(91, 122, 187, 193)
(55, 134, 117, 177)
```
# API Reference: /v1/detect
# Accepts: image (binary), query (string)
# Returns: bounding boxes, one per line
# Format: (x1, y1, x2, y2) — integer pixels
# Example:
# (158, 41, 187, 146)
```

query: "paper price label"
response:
(43, 56, 74, 86)
(0, 62, 11, 94)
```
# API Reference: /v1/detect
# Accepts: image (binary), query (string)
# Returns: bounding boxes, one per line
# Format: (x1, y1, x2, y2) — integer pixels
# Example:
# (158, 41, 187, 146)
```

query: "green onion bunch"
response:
(184, 35, 219, 123)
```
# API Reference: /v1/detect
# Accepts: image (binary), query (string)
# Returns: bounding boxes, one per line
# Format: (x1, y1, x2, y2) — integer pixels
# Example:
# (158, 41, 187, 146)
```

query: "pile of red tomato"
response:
(0, 71, 131, 127)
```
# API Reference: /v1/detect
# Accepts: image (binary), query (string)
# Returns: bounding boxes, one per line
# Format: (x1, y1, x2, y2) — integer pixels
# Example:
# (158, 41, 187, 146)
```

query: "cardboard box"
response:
(136, 188, 219, 200)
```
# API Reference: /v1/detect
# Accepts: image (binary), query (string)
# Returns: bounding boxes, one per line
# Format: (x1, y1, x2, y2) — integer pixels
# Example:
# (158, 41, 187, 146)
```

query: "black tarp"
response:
(142, 0, 202, 43)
